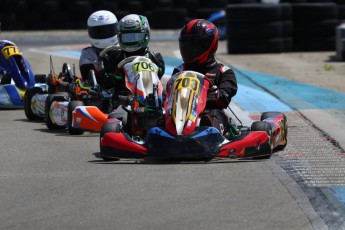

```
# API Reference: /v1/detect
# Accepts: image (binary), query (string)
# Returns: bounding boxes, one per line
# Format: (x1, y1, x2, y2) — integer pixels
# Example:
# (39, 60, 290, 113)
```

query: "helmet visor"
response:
(120, 32, 146, 43)
(179, 39, 207, 62)
(88, 23, 118, 39)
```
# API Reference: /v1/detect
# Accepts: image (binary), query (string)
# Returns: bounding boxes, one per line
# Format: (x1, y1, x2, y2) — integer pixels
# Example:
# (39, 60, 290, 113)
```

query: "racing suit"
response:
(79, 46, 118, 87)
(172, 59, 238, 134)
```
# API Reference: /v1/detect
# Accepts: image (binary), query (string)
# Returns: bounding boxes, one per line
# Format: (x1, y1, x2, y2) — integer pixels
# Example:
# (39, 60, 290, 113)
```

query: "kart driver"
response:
(79, 10, 119, 87)
(109, 14, 165, 105)
(172, 19, 238, 135)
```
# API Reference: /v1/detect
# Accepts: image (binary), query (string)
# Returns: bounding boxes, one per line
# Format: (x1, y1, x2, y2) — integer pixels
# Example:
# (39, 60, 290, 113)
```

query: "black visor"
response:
(88, 23, 118, 39)
(179, 39, 207, 62)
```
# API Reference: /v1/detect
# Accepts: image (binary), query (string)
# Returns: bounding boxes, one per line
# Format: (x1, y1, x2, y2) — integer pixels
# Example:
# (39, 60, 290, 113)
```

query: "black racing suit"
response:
(172, 59, 238, 134)
(107, 47, 165, 96)
(79, 46, 118, 87)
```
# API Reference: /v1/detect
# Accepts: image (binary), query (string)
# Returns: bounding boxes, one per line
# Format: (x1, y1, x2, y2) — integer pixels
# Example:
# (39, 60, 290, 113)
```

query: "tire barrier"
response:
(225, 2, 343, 53)
(292, 3, 338, 51)
(226, 3, 286, 54)
(0, 0, 344, 55)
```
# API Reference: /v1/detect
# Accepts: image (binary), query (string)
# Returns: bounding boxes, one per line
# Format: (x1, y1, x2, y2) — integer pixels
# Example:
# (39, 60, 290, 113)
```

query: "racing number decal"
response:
(1, 46, 22, 59)
(174, 76, 199, 94)
(132, 61, 155, 75)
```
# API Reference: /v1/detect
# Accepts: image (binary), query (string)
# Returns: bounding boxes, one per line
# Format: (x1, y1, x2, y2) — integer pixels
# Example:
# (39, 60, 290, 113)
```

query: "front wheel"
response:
(24, 87, 44, 120)
(68, 100, 85, 135)
(251, 121, 273, 159)
(99, 121, 121, 161)
(261, 111, 287, 151)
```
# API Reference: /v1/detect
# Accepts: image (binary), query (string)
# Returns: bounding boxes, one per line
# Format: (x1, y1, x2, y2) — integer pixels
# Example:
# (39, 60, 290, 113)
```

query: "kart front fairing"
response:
(0, 40, 35, 89)
(164, 71, 210, 135)
(0, 40, 40, 108)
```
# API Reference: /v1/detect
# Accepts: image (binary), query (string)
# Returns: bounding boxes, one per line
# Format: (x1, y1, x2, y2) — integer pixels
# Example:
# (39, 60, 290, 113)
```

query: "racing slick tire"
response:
(261, 111, 288, 151)
(250, 121, 274, 159)
(99, 122, 121, 161)
(45, 92, 70, 130)
(67, 100, 85, 135)
(34, 74, 47, 83)
(24, 86, 45, 120)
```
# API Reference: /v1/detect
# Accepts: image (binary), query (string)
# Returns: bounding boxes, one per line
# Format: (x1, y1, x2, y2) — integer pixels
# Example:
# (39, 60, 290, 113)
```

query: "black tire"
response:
(0, 74, 11, 84)
(293, 36, 335, 51)
(251, 121, 273, 159)
(261, 111, 285, 121)
(24, 87, 44, 120)
(261, 112, 288, 151)
(294, 19, 338, 38)
(45, 92, 70, 130)
(99, 122, 121, 161)
(68, 100, 85, 135)
(225, 4, 282, 23)
(100, 122, 121, 139)
(291, 3, 338, 21)
(227, 37, 284, 54)
(227, 21, 283, 39)
(34, 74, 47, 83)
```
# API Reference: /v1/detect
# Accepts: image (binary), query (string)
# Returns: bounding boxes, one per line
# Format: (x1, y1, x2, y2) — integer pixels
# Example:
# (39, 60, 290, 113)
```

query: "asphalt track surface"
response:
(1, 31, 345, 229)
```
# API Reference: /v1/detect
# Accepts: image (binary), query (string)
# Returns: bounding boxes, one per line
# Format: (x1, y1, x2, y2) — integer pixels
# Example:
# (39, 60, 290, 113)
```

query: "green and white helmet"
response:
(118, 14, 150, 52)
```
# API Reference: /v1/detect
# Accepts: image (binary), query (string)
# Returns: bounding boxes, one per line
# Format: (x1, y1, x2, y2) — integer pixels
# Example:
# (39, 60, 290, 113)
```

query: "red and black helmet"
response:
(179, 19, 219, 64)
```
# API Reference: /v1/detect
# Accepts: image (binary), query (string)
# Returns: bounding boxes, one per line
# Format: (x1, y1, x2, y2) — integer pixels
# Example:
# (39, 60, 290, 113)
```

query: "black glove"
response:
(207, 85, 219, 101)
(118, 95, 131, 106)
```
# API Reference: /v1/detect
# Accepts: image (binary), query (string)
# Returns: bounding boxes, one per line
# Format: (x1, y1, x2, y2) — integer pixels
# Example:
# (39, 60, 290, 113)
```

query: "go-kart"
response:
(99, 71, 288, 162)
(71, 55, 163, 136)
(24, 58, 111, 135)
(0, 40, 46, 108)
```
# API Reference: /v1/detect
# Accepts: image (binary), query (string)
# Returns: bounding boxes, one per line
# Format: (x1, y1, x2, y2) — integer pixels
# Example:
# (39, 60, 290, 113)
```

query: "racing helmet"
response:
(87, 10, 118, 49)
(118, 14, 150, 52)
(179, 19, 219, 64)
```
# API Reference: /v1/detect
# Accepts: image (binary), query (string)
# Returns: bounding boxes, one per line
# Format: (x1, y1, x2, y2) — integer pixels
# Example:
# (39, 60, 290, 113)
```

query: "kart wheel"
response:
(0, 74, 11, 84)
(34, 74, 47, 83)
(100, 122, 121, 139)
(261, 112, 288, 151)
(251, 121, 273, 159)
(99, 122, 121, 162)
(261, 111, 284, 121)
(24, 87, 44, 120)
(68, 100, 85, 135)
(45, 93, 69, 130)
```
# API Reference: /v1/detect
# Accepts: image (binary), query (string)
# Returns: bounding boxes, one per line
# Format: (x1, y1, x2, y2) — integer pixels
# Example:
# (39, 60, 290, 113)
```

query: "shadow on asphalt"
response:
(89, 152, 265, 165)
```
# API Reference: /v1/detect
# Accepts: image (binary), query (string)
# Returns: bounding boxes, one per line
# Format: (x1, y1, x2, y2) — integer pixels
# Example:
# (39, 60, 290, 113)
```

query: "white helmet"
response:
(87, 10, 118, 49)
(118, 14, 150, 52)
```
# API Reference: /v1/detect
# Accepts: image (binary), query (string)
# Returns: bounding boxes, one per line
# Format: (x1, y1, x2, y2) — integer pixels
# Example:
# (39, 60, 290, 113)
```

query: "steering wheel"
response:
(61, 63, 74, 80)
(99, 45, 121, 59)
(117, 55, 141, 68)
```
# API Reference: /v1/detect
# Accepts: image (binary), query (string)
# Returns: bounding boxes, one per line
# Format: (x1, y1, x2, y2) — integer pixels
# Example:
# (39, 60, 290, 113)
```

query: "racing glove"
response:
(118, 95, 132, 106)
(207, 85, 219, 101)
(93, 59, 104, 72)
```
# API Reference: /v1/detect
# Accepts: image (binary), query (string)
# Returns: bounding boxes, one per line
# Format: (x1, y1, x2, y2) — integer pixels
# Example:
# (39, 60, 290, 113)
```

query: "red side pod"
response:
(217, 132, 270, 158)
(101, 133, 148, 155)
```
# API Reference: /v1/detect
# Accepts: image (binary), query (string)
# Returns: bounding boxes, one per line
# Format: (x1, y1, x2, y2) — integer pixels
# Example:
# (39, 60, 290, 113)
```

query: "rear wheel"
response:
(68, 100, 85, 135)
(45, 92, 69, 130)
(100, 122, 121, 161)
(261, 112, 288, 150)
(24, 87, 44, 120)
(251, 121, 273, 159)
(261, 111, 284, 121)
(0, 74, 11, 84)
(34, 74, 47, 83)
